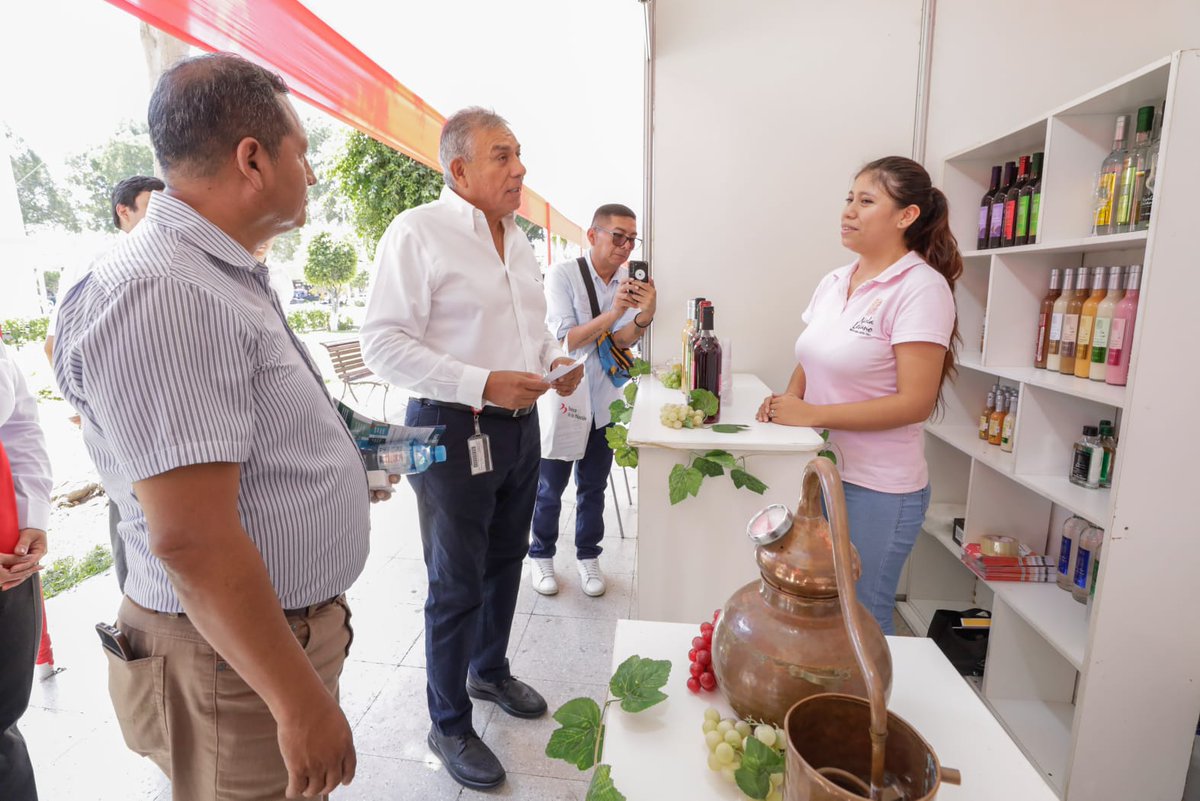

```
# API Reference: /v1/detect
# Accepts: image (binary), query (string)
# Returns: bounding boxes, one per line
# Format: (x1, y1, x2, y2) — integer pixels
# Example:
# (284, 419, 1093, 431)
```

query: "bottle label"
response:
(988, 417, 1001, 438)
(1030, 192, 1041, 238)
(1003, 199, 1017, 240)
(1058, 533, 1073, 577)
(1115, 164, 1137, 226)
(979, 413, 989, 436)
(1001, 416, 1015, 445)
(978, 206, 989, 241)
(1071, 445, 1093, 483)
(1035, 312, 1050, 362)
(1091, 317, 1111, 361)
(1100, 448, 1114, 485)
(1108, 319, 1128, 356)
(989, 202, 1005, 239)
(1060, 314, 1080, 355)
(1016, 195, 1031, 238)
(1074, 546, 1093, 591)
(1049, 312, 1064, 342)
(1095, 173, 1117, 227)
(1077, 315, 1094, 348)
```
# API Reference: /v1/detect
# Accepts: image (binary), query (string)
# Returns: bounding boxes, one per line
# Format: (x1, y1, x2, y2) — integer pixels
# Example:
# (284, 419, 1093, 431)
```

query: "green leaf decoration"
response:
(712, 424, 750, 434)
(692, 457, 724, 478)
(689, 388, 720, 417)
(629, 358, 651, 378)
(615, 446, 639, 469)
(623, 382, 638, 405)
(545, 697, 603, 770)
(609, 654, 672, 713)
(819, 448, 837, 466)
(586, 764, 627, 801)
(820, 428, 831, 442)
(609, 399, 627, 420)
(735, 737, 786, 799)
(613, 405, 633, 425)
(704, 450, 738, 469)
(605, 425, 628, 450)
(668, 464, 705, 505)
(731, 468, 769, 495)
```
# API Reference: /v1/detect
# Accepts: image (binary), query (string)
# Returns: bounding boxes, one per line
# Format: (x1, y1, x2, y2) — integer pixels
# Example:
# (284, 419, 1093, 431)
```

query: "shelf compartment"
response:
(965, 461, 1052, 555)
(960, 230, 1148, 259)
(1012, 474, 1109, 531)
(990, 582, 1087, 671)
(986, 698, 1074, 796)
(927, 424, 1016, 477)
(957, 353, 1128, 409)
(896, 597, 975, 640)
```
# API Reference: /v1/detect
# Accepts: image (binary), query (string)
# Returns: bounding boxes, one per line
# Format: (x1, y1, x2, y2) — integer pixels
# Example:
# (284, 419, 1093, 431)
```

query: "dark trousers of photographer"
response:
(0, 574, 43, 801)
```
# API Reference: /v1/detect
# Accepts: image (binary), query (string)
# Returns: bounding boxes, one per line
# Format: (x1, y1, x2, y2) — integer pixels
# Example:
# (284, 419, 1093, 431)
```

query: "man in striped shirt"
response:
(53, 54, 381, 800)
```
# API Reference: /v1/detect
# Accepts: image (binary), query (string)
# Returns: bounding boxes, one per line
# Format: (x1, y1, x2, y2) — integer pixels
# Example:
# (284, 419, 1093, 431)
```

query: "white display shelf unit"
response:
(905, 51, 1200, 801)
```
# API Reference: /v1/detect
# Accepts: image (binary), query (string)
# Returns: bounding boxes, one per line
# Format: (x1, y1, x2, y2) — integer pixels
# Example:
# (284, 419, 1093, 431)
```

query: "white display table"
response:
(603, 619, 1059, 801)
(626, 373, 824, 623)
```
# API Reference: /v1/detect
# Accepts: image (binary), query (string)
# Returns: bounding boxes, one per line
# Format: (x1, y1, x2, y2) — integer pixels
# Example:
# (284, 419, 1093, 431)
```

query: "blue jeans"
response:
(405, 400, 540, 736)
(843, 481, 931, 636)
(529, 422, 613, 561)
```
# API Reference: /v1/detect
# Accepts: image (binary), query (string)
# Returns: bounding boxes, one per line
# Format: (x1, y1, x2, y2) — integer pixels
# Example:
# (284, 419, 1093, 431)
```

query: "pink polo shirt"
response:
(795, 251, 956, 494)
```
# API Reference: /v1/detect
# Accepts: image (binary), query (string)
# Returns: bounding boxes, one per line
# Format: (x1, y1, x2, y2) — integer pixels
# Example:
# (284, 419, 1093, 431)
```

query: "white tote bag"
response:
(539, 368, 592, 461)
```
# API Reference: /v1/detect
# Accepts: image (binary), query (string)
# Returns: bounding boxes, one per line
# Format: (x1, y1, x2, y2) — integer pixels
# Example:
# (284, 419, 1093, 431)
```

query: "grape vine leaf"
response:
(615, 446, 639, 468)
(820, 428, 831, 442)
(703, 450, 738, 469)
(629, 358, 651, 378)
(623, 382, 638, 406)
(712, 424, 750, 434)
(731, 468, 769, 494)
(689, 388, 720, 417)
(609, 399, 628, 423)
(692, 456, 724, 478)
(735, 736, 785, 799)
(586, 764, 627, 801)
(608, 655, 672, 713)
(605, 425, 628, 451)
(668, 464, 705, 505)
(545, 697, 603, 770)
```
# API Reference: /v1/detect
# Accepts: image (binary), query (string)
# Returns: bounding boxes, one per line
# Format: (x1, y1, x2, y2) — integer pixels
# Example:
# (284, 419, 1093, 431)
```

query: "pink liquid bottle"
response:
(1105, 264, 1142, 386)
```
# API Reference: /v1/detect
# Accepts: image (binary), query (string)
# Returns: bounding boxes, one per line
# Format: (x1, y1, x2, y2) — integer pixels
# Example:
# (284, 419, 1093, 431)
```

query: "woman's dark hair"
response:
(858, 156, 962, 406)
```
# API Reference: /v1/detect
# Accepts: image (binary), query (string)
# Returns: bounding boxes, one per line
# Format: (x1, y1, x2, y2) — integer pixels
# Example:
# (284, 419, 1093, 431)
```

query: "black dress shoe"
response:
(466, 674, 548, 719)
(427, 727, 506, 790)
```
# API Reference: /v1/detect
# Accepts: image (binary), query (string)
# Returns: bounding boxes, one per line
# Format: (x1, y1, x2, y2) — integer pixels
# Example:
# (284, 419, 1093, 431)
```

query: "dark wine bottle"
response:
(691, 304, 722, 423)
(1022, 152, 1044, 245)
(1002, 155, 1030, 247)
(989, 161, 1016, 249)
(978, 165, 1002, 250)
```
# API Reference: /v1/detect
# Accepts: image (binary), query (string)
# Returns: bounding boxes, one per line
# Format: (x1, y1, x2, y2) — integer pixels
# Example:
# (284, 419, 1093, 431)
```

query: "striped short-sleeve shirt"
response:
(52, 192, 371, 613)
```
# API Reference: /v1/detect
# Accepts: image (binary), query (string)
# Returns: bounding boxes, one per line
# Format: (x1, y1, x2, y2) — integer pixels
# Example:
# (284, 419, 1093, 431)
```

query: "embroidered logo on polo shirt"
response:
(849, 298, 882, 336)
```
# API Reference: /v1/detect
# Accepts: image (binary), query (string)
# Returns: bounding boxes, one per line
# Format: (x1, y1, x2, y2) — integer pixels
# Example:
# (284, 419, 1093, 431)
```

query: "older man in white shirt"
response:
(361, 107, 581, 791)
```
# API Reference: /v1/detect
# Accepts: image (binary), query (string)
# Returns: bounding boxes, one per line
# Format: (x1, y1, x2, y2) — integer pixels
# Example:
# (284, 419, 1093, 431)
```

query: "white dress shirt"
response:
(0, 342, 52, 531)
(362, 186, 565, 408)
(544, 251, 638, 428)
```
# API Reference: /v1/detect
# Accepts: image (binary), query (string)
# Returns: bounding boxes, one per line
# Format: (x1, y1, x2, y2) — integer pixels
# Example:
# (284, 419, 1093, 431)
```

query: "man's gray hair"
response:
(439, 107, 510, 189)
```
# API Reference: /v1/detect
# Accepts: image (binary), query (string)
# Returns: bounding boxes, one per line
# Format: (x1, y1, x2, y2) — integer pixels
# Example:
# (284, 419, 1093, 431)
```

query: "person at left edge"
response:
(361, 107, 582, 791)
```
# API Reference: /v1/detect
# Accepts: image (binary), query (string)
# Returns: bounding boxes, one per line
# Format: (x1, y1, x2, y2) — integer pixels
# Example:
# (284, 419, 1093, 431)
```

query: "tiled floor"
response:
(23, 466, 640, 800)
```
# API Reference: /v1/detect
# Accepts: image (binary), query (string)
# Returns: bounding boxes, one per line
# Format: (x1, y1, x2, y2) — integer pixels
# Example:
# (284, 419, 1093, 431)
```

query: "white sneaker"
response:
(530, 558, 558, 595)
(577, 559, 606, 597)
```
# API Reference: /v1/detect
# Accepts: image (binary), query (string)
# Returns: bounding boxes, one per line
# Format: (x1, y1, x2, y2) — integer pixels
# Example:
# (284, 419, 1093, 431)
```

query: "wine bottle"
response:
(1089, 266, 1124, 381)
(1002, 155, 1030, 247)
(691, 304, 722, 423)
(1046, 267, 1074, 372)
(989, 161, 1016, 249)
(1034, 268, 1062, 369)
(1058, 267, 1090, 375)
(978, 165, 1002, 250)
(1074, 266, 1108, 378)
(1092, 116, 1128, 236)
(1136, 102, 1164, 231)
(1106, 265, 1142, 386)
(1017, 152, 1043, 246)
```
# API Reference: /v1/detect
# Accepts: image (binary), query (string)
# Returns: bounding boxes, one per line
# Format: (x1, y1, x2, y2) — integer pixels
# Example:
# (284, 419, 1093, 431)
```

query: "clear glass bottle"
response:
(1136, 102, 1164, 231)
(1105, 265, 1142, 386)
(987, 393, 1007, 446)
(1092, 115, 1128, 236)
(979, 389, 995, 441)
(1046, 267, 1074, 372)
(1074, 266, 1109, 378)
(1118, 105, 1155, 233)
(1034, 268, 1062, 369)
(1058, 266, 1090, 375)
(1089, 266, 1125, 381)
(1098, 420, 1118, 488)
(1000, 393, 1018, 452)
(1073, 526, 1104, 604)
(1069, 425, 1104, 489)
(1057, 516, 1087, 592)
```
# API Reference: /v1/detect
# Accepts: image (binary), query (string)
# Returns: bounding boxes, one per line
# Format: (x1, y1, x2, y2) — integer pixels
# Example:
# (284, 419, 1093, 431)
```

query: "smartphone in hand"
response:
(628, 260, 650, 283)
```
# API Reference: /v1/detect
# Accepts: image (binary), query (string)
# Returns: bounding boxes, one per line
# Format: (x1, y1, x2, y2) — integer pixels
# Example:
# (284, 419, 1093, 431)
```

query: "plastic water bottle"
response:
(377, 441, 447, 475)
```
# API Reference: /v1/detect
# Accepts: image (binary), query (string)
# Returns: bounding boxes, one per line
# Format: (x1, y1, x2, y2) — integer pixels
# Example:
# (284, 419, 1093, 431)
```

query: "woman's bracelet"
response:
(634, 313, 653, 329)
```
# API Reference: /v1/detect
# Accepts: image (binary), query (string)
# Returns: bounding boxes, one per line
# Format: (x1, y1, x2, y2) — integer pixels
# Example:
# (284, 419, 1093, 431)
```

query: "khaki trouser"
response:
(106, 595, 353, 801)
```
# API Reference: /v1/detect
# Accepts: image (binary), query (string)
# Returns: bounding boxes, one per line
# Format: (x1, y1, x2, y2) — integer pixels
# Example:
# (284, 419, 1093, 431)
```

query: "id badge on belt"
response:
(467, 410, 494, 475)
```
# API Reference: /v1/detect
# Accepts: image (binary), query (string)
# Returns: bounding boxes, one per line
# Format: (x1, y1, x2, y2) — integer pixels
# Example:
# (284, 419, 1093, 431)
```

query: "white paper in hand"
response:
(544, 357, 585, 383)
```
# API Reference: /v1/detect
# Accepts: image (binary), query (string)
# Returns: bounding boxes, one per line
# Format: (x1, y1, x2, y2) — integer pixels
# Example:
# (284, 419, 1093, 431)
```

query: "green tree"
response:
(43, 270, 61, 301)
(350, 270, 371, 294)
(304, 232, 358, 328)
(6, 128, 80, 232)
(330, 131, 443, 257)
(68, 121, 156, 231)
(272, 228, 302, 262)
(517, 217, 545, 244)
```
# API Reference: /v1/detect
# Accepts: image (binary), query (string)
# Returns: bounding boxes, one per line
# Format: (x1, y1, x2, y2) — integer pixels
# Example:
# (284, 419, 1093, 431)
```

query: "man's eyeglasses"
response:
(593, 226, 642, 250)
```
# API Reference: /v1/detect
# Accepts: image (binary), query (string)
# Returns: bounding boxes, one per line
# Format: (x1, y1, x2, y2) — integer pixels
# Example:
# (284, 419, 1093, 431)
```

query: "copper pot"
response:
(710, 457, 891, 727)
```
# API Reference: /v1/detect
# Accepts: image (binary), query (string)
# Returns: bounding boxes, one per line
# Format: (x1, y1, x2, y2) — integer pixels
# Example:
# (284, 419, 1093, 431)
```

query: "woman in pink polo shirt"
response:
(756, 156, 960, 634)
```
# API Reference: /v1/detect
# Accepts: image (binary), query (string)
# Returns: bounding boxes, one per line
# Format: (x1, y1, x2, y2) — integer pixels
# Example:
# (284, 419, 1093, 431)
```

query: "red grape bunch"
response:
(686, 609, 721, 694)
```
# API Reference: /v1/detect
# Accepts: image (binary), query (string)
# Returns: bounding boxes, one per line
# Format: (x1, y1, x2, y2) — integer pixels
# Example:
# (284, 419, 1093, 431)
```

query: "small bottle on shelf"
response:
(1057, 516, 1087, 592)
(1117, 105, 1155, 233)
(1046, 267, 1074, 372)
(978, 165, 1002, 250)
(1034, 268, 1062, 369)
(691, 304, 722, 423)
(1073, 526, 1104, 604)
(1105, 264, 1142, 386)
(979, 389, 995, 441)
(987, 393, 1007, 446)
(1098, 420, 1118, 488)
(1074, 266, 1109, 378)
(1136, 102, 1164, 232)
(1058, 267, 1090, 375)
(1000, 392, 1018, 453)
(1070, 425, 1104, 489)
(1002, 155, 1030, 247)
(989, 161, 1016, 249)
(1020, 151, 1045, 245)
(1089, 266, 1125, 381)
(1092, 115, 1129, 236)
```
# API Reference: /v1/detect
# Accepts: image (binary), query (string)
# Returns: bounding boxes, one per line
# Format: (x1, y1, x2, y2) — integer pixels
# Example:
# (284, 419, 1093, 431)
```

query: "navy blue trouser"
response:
(405, 400, 540, 736)
(529, 421, 613, 561)
(0, 574, 42, 801)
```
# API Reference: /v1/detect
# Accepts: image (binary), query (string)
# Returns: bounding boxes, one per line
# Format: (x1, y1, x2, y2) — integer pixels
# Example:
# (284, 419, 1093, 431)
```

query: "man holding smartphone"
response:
(531, 203, 656, 597)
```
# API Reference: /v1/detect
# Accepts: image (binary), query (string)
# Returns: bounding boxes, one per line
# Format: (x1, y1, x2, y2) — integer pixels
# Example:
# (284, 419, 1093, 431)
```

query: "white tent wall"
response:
(647, 0, 924, 390)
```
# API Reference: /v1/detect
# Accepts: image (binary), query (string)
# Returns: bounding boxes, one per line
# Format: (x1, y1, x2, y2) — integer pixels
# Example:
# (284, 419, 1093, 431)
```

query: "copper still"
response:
(710, 457, 892, 727)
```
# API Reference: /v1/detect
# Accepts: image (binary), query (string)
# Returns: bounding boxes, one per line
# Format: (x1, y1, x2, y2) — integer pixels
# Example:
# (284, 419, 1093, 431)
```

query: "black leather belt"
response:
(419, 399, 535, 418)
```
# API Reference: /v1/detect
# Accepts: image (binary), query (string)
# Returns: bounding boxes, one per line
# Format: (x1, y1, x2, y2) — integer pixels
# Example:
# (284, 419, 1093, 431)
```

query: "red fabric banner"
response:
(105, 0, 581, 244)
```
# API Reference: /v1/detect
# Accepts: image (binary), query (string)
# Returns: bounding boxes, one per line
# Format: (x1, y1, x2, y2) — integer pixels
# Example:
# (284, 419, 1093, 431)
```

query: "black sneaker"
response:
(466, 674, 548, 719)
(426, 727, 505, 790)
